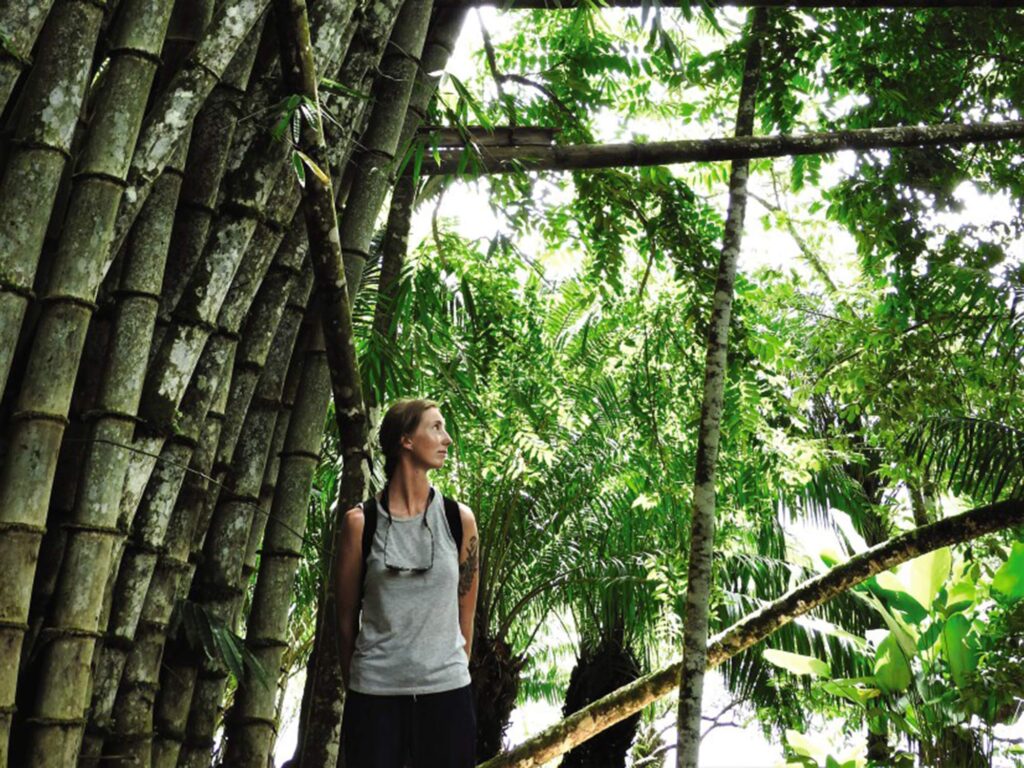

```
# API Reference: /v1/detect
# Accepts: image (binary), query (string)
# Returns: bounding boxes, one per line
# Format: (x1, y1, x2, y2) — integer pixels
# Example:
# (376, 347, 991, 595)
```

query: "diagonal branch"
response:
(421, 119, 1024, 175)
(477, 497, 1024, 768)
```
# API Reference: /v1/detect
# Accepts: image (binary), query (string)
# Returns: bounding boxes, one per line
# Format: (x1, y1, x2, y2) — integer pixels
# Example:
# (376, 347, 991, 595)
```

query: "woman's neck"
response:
(384, 465, 432, 518)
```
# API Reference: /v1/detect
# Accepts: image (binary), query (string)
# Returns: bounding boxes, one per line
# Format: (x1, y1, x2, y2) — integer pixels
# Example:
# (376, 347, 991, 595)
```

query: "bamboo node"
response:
(178, 198, 217, 217)
(0, 277, 35, 300)
(257, 548, 303, 560)
(70, 170, 130, 190)
(0, 521, 46, 535)
(36, 626, 105, 641)
(80, 408, 140, 425)
(245, 636, 289, 650)
(105, 46, 163, 67)
(10, 409, 71, 427)
(279, 449, 321, 462)
(0, 620, 30, 631)
(8, 138, 72, 161)
(60, 521, 122, 537)
(38, 293, 100, 312)
(224, 714, 278, 731)
(23, 716, 89, 728)
(111, 287, 163, 304)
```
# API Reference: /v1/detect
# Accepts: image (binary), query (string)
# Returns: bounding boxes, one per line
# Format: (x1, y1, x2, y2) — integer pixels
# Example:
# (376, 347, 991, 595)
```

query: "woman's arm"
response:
(456, 504, 480, 660)
(335, 506, 364, 689)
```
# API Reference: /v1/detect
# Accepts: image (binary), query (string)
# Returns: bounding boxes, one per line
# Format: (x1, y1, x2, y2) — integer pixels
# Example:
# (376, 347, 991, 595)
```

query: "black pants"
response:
(341, 685, 477, 768)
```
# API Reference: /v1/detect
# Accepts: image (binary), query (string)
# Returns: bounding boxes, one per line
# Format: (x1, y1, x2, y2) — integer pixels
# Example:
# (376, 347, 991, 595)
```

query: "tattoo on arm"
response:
(458, 535, 478, 598)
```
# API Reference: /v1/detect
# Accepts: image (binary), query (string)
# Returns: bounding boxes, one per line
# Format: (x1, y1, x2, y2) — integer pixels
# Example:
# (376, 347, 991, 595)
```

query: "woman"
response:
(336, 398, 479, 768)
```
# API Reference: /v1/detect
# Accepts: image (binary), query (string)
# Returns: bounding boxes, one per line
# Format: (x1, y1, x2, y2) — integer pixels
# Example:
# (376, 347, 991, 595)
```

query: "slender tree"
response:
(676, 9, 766, 767)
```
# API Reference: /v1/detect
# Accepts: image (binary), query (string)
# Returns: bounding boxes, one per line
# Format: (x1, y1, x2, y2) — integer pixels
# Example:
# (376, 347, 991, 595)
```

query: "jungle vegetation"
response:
(0, 0, 1022, 766)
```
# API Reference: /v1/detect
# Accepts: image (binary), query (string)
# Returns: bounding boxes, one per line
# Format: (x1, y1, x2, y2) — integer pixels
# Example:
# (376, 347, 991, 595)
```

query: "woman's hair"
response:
(379, 398, 440, 480)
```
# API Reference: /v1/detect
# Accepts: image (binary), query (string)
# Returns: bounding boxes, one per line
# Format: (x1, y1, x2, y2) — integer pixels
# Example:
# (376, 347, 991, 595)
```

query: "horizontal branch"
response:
(478, 497, 1024, 768)
(421, 119, 1024, 176)
(439, 0, 1024, 7)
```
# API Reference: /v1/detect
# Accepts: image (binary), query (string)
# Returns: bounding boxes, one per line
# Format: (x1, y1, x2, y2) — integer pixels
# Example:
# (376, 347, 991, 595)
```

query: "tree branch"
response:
(476, 497, 1024, 768)
(420, 120, 1024, 176)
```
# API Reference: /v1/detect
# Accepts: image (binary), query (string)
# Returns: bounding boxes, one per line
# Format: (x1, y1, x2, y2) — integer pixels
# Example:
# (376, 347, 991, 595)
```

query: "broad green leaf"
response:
(822, 679, 882, 707)
(874, 633, 912, 693)
(865, 595, 918, 659)
(992, 541, 1024, 602)
(906, 547, 951, 612)
(945, 577, 977, 614)
(943, 613, 977, 688)
(764, 648, 832, 678)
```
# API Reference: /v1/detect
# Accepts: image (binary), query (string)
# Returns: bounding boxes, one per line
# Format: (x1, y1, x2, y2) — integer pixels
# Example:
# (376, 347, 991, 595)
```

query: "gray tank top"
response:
(349, 487, 471, 695)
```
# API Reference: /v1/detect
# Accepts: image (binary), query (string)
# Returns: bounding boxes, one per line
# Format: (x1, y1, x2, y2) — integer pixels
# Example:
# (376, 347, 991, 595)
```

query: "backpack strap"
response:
(442, 495, 463, 553)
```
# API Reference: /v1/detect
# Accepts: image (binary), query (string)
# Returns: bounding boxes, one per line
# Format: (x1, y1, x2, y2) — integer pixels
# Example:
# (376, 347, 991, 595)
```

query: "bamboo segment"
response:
(0, 1, 58, 115)
(109, 0, 273, 255)
(337, 0, 435, 296)
(159, 18, 268, 321)
(175, 276, 310, 768)
(221, 321, 330, 768)
(0, 0, 106, 398)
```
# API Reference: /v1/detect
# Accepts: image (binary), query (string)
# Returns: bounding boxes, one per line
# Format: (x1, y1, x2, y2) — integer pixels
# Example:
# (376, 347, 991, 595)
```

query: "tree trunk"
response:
(272, 0, 437, 761)
(472, 632, 527, 760)
(422, 119, 1024, 176)
(478, 498, 1024, 768)
(676, 10, 765, 768)
(560, 638, 641, 768)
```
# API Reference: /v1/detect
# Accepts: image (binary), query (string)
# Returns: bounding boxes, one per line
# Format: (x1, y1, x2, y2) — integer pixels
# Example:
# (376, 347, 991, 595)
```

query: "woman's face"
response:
(402, 407, 452, 470)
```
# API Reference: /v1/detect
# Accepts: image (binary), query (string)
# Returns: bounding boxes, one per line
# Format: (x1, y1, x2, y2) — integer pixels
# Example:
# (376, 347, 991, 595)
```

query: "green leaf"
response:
(873, 633, 912, 693)
(822, 679, 882, 707)
(295, 149, 330, 184)
(764, 648, 832, 678)
(906, 547, 951, 612)
(291, 152, 306, 188)
(992, 541, 1024, 602)
(943, 613, 977, 688)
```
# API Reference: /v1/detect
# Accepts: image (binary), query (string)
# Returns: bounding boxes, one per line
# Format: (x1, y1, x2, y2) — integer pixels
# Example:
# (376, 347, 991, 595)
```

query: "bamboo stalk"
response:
(159, 17, 268, 320)
(109, 0, 273, 255)
(88, 185, 300, 753)
(221, 317, 329, 768)
(0, 0, 107, 398)
(479, 498, 1024, 768)
(168, 274, 310, 768)
(0, 1, 59, 115)
(676, 10, 765, 767)
(421, 119, 1024, 175)
(337, 0, 436, 295)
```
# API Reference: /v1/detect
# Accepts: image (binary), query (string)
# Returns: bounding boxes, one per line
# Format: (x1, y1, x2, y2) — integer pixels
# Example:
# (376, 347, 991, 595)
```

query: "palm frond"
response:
(905, 415, 1024, 502)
